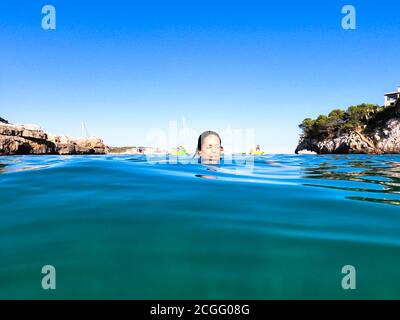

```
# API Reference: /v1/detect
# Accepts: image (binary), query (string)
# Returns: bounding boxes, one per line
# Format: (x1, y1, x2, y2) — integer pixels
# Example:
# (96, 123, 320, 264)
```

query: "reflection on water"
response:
(0, 154, 400, 299)
(301, 155, 400, 205)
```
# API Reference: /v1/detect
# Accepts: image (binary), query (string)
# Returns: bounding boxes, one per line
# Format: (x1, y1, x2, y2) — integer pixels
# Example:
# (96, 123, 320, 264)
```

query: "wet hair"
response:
(195, 131, 221, 156)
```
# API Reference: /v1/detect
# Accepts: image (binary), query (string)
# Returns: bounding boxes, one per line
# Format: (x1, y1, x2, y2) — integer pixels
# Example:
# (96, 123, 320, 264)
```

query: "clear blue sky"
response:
(1, 0, 400, 153)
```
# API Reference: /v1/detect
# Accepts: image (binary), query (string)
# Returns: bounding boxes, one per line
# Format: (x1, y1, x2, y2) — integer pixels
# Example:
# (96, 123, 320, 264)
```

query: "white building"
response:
(384, 87, 400, 107)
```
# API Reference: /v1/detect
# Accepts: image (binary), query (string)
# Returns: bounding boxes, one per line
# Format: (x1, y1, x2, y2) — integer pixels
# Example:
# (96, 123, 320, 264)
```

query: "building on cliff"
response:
(384, 86, 400, 107)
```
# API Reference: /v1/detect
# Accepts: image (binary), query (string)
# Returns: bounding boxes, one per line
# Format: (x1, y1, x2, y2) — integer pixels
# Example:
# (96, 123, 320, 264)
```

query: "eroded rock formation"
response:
(295, 118, 400, 154)
(0, 120, 106, 155)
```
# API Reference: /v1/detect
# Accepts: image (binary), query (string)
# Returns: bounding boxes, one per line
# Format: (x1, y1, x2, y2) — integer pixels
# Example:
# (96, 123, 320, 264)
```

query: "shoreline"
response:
(0, 119, 107, 156)
(296, 99, 400, 154)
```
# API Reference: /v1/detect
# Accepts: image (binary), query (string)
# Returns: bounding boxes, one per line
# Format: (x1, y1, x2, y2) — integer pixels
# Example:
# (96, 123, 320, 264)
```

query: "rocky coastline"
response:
(295, 99, 400, 154)
(0, 117, 106, 155)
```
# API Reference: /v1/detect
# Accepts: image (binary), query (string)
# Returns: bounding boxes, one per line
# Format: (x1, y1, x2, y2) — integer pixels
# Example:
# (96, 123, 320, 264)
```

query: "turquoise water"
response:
(1, 154, 400, 299)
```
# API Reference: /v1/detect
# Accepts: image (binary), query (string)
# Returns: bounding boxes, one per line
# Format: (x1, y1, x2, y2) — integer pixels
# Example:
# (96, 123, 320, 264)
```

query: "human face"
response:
(199, 134, 221, 164)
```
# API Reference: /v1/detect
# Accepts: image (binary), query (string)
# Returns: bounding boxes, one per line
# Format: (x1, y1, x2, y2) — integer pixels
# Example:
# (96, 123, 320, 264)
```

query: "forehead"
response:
(202, 134, 220, 145)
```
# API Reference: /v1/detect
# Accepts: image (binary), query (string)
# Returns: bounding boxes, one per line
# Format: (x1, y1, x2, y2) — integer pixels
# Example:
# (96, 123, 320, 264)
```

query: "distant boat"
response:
(249, 145, 265, 155)
(250, 150, 265, 155)
(169, 146, 188, 156)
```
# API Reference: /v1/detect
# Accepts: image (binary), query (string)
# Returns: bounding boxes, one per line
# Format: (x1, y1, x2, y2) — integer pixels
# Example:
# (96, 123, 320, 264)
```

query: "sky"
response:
(1, 0, 400, 153)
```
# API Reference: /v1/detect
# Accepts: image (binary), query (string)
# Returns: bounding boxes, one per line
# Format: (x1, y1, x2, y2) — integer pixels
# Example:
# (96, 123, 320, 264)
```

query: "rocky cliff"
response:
(0, 119, 106, 155)
(295, 101, 400, 154)
(296, 119, 400, 154)
(0, 117, 8, 124)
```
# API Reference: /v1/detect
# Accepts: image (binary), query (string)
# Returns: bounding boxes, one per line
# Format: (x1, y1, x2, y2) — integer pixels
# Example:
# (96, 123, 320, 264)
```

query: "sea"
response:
(1, 154, 400, 299)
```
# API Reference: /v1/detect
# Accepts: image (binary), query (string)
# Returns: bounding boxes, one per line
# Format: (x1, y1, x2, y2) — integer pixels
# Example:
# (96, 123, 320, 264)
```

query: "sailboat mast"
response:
(81, 122, 89, 138)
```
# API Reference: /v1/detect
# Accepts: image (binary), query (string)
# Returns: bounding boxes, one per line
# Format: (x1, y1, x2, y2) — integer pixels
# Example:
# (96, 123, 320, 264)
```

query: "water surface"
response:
(1, 154, 400, 299)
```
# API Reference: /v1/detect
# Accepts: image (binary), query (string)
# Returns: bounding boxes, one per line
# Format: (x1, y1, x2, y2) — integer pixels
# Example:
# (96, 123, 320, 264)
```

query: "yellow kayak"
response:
(169, 146, 188, 156)
(250, 151, 265, 155)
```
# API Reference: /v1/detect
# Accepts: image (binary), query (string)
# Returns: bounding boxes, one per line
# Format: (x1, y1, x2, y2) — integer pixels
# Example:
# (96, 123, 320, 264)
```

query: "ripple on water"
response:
(1, 154, 400, 298)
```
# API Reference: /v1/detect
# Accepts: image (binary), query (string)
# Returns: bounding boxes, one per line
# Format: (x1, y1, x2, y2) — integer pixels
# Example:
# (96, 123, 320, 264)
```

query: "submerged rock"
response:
(0, 120, 106, 155)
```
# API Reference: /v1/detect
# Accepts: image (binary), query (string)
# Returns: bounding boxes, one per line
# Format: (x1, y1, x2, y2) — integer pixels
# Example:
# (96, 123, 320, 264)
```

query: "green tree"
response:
(328, 109, 346, 121)
(347, 104, 380, 123)
(298, 102, 390, 140)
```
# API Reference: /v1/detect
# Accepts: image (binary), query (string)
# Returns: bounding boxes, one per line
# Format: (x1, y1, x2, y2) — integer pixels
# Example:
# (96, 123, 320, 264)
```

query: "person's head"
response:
(196, 131, 222, 164)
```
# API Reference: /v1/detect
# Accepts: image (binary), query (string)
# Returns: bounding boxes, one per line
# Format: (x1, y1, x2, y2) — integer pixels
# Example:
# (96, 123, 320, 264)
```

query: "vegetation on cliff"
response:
(299, 99, 400, 140)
